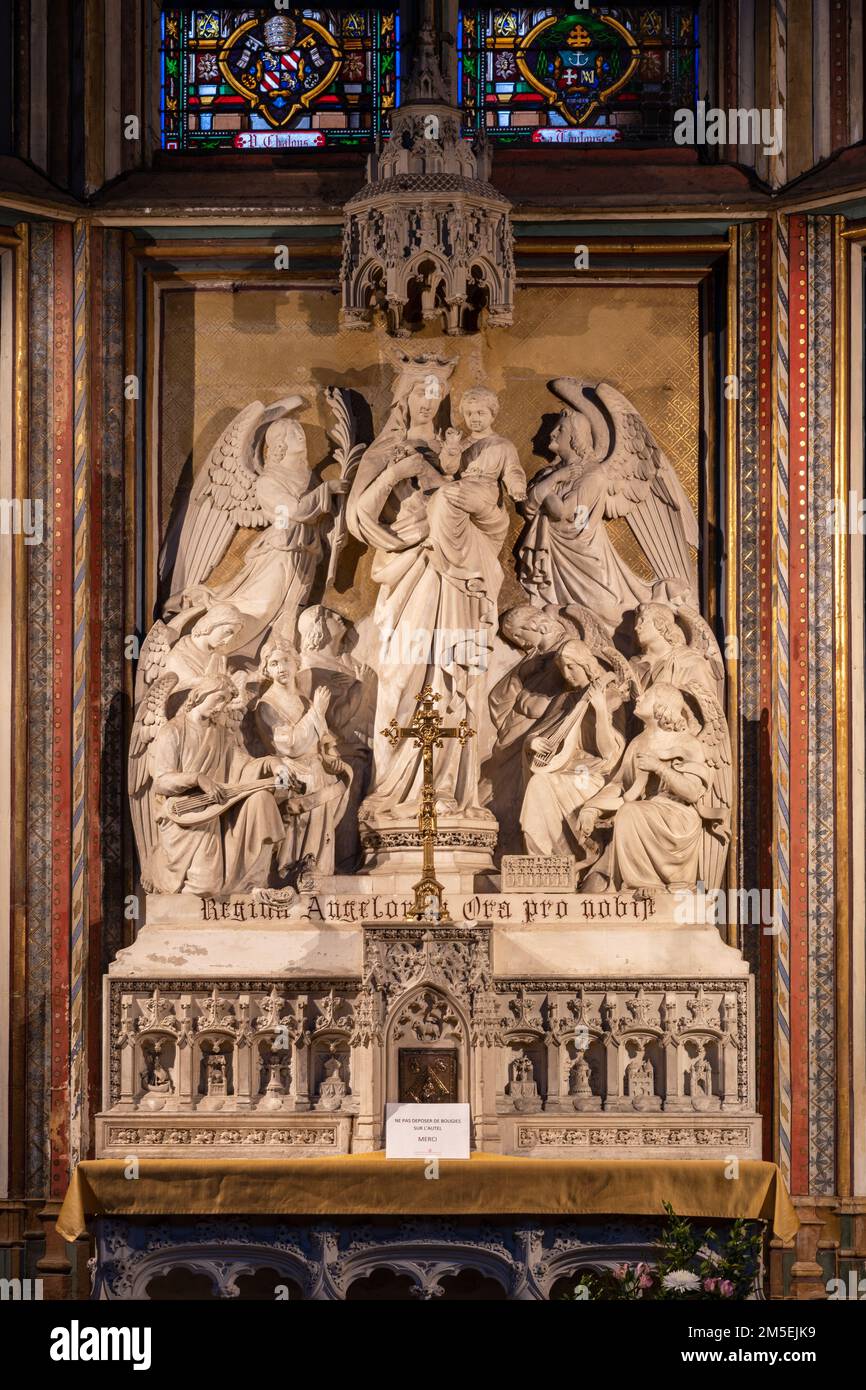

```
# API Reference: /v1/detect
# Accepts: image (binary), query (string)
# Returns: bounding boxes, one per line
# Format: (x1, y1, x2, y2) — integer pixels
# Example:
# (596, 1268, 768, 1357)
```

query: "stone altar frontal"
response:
(98, 897, 759, 1161)
(101, 349, 758, 1164)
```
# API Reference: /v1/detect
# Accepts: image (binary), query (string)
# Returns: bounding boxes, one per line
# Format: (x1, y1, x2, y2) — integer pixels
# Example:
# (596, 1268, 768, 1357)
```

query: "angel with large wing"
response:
(517, 379, 698, 634)
(160, 396, 349, 657)
(128, 672, 178, 893)
(631, 598, 725, 706)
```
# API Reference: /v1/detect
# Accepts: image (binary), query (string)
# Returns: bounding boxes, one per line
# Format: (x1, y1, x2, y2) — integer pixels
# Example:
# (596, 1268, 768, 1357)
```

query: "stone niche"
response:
(106, 271, 756, 1162)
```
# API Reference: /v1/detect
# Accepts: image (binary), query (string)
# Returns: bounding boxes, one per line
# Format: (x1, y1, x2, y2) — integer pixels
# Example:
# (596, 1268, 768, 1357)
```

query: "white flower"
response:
(697, 1245, 722, 1266)
(662, 1269, 701, 1292)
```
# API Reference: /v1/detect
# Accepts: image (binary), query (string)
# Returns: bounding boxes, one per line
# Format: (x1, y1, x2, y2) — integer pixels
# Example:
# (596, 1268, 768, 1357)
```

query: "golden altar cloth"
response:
(57, 1153, 798, 1244)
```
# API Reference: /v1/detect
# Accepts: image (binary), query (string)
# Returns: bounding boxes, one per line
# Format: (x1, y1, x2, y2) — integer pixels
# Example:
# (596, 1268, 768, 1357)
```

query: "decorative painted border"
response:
(7, 223, 30, 1200)
(49, 223, 74, 1199)
(92, 230, 126, 972)
(771, 213, 841, 1197)
(830, 0, 850, 152)
(772, 214, 793, 1187)
(69, 220, 90, 1169)
(806, 216, 837, 1194)
(785, 215, 811, 1198)
(736, 219, 775, 1162)
(24, 224, 54, 1197)
(770, 1, 788, 188)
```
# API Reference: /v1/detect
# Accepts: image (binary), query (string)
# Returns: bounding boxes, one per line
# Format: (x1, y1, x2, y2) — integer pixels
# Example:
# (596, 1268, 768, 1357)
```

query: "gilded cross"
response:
(382, 686, 474, 922)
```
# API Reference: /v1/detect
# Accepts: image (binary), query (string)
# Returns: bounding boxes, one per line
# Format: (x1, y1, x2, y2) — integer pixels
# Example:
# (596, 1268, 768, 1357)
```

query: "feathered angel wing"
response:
(163, 396, 304, 600)
(594, 642, 642, 704)
(133, 618, 176, 707)
(689, 686, 732, 891)
(128, 673, 178, 891)
(595, 382, 699, 594)
(674, 603, 726, 701)
(559, 602, 612, 651)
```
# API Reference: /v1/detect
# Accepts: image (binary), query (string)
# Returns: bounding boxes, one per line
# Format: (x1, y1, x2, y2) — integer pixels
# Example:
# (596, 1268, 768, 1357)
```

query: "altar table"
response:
(57, 1153, 798, 1243)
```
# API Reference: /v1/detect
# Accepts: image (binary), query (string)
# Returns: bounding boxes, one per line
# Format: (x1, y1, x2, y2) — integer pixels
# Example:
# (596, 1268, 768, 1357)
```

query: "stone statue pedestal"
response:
(96, 891, 761, 1161)
(358, 812, 499, 888)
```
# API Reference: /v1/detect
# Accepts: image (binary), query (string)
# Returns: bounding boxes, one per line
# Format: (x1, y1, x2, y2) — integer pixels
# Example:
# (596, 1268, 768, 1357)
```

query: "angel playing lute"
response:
(517, 378, 699, 634)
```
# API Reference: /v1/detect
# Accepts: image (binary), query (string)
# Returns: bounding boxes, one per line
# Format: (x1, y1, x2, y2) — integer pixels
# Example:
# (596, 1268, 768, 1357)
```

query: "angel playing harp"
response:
(160, 396, 350, 657)
(578, 682, 731, 895)
(518, 379, 699, 634)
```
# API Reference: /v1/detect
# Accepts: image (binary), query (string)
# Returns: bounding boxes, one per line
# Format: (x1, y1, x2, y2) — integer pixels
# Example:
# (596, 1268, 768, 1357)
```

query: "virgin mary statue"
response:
(346, 353, 504, 826)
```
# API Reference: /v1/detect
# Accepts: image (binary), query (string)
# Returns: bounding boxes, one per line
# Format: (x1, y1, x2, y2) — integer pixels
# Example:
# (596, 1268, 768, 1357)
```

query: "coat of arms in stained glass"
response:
(459, 6, 698, 145)
(161, 7, 399, 151)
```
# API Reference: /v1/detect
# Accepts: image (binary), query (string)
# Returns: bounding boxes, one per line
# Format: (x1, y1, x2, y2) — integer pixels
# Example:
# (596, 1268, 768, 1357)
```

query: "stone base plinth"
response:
(99, 895, 760, 1162)
(501, 1113, 763, 1160)
(95, 1113, 353, 1158)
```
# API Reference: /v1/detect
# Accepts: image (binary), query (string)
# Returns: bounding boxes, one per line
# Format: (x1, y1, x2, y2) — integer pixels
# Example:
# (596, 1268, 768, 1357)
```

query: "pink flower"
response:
(636, 1262, 651, 1276)
(702, 1277, 718, 1293)
(613, 1263, 630, 1281)
(639, 1274, 653, 1289)
(720, 1279, 735, 1297)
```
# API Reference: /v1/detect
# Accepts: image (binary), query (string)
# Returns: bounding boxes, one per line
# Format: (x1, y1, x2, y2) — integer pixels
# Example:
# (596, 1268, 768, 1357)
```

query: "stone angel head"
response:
(189, 603, 246, 651)
(181, 670, 238, 723)
(297, 605, 349, 657)
(259, 638, 300, 689)
(633, 681, 690, 732)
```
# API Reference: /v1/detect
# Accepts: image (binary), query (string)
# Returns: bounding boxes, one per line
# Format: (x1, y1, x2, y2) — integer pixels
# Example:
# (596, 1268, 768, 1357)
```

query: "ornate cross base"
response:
(358, 815, 499, 893)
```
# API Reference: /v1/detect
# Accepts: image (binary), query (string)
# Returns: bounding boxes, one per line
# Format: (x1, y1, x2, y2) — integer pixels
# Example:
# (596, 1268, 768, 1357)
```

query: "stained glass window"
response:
(160, 8, 399, 151)
(459, 7, 698, 144)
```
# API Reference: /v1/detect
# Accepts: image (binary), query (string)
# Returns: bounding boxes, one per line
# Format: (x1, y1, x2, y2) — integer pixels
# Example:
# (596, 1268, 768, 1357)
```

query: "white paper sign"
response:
(385, 1103, 471, 1159)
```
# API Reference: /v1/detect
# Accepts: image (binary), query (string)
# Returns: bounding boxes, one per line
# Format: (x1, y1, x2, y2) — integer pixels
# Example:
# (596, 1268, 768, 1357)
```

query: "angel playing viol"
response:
(159, 396, 350, 657)
(517, 379, 699, 634)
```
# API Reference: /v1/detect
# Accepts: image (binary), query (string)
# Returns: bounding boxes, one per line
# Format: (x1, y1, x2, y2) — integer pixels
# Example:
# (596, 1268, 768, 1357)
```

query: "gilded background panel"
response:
(158, 284, 700, 619)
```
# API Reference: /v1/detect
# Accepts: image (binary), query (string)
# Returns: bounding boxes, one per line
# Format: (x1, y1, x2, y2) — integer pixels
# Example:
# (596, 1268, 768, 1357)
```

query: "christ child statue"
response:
(436, 386, 528, 517)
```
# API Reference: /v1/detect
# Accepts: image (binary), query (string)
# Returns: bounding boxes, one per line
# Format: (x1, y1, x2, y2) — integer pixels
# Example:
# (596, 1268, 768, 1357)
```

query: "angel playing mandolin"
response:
(519, 638, 631, 861)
